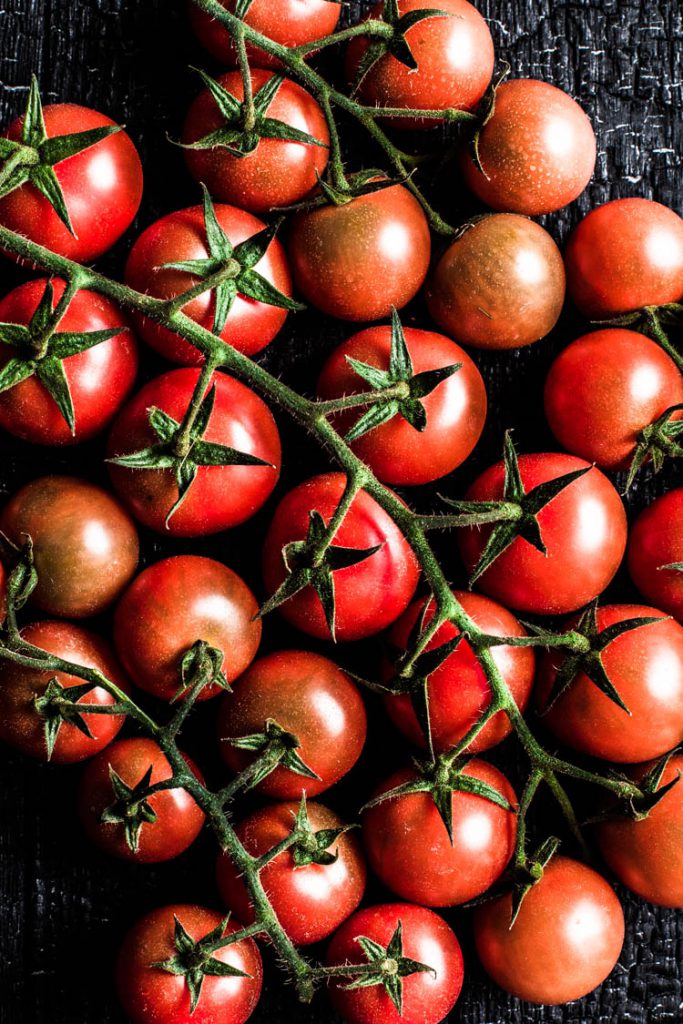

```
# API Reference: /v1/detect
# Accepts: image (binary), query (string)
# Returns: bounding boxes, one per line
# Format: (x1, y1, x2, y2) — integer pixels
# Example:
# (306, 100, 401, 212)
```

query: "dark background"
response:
(0, 1, 682, 1022)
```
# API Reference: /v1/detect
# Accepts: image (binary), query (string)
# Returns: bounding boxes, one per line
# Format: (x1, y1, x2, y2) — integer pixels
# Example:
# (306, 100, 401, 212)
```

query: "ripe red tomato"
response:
(0, 278, 138, 445)
(426, 214, 566, 350)
(565, 198, 683, 318)
(262, 473, 420, 641)
(383, 592, 535, 754)
(326, 903, 464, 1024)
(474, 856, 624, 1004)
(78, 738, 205, 863)
(536, 604, 683, 763)
(457, 454, 628, 614)
(0, 104, 142, 263)
(460, 79, 596, 215)
(116, 904, 262, 1024)
(0, 475, 139, 619)
(113, 555, 261, 702)
(628, 489, 683, 622)
(107, 368, 281, 537)
(0, 620, 128, 763)
(287, 185, 431, 321)
(218, 650, 367, 798)
(216, 800, 366, 944)
(316, 325, 487, 484)
(124, 204, 294, 363)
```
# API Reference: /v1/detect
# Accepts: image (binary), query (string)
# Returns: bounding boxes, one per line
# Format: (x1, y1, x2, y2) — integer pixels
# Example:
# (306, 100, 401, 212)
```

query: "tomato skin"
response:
(262, 473, 420, 641)
(457, 454, 628, 615)
(326, 903, 464, 1024)
(107, 369, 281, 537)
(218, 650, 367, 798)
(628, 489, 683, 622)
(474, 856, 624, 1004)
(536, 604, 683, 763)
(426, 214, 566, 350)
(0, 475, 139, 619)
(124, 204, 293, 363)
(216, 801, 366, 945)
(116, 904, 262, 1024)
(78, 738, 205, 863)
(287, 185, 431, 321)
(460, 79, 596, 215)
(0, 104, 142, 263)
(0, 278, 138, 445)
(113, 555, 261, 702)
(384, 592, 535, 754)
(565, 198, 683, 318)
(0, 621, 128, 763)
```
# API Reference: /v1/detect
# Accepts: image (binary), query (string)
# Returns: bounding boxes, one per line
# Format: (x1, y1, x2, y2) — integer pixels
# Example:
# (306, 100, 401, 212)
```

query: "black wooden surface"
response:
(1, 1, 682, 1022)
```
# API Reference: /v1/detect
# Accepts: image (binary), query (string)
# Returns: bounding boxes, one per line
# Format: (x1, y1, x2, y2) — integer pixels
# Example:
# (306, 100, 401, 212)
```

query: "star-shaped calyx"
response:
(343, 920, 434, 1015)
(586, 752, 682, 826)
(33, 677, 97, 760)
(100, 764, 157, 854)
(626, 403, 683, 492)
(282, 794, 356, 868)
(352, 0, 453, 94)
(226, 718, 320, 790)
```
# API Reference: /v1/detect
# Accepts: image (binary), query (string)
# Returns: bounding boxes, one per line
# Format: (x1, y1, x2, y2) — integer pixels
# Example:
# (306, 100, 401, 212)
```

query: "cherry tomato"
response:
(536, 603, 683, 763)
(316, 326, 487, 485)
(113, 555, 261, 702)
(565, 198, 683, 318)
(0, 278, 138, 445)
(0, 104, 143, 263)
(628, 488, 683, 622)
(107, 368, 281, 537)
(0, 620, 128, 763)
(78, 738, 205, 863)
(384, 592, 535, 754)
(426, 214, 566, 350)
(457, 454, 627, 614)
(262, 473, 420, 641)
(125, 204, 293, 363)
(218, 650, 367, 798)
(474, 855, 624, 1004)
(216, 800, 366, 945)
(460, 79, 596, 215)
(0, 475, 139, 619)
(287, 185, 431, 321)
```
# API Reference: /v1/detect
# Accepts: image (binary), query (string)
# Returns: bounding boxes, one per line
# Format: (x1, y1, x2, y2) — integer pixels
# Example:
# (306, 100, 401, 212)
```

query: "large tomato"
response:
(628, 488, 683, 622)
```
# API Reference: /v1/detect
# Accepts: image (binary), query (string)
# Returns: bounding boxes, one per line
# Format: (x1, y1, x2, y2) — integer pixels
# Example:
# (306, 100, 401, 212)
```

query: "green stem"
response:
(235, 25, 256, 131)
(171, 354, 220, 458)
(645, 307, 683, 373)
(292, 19, 393, 56)
(311, 468, 367, 564)
(315, 381, 410, 416)
(514, 769, 542, 868)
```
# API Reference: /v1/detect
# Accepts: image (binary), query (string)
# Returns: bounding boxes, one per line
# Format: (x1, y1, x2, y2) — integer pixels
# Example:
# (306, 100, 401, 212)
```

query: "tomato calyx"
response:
(469, 63, 511, 178)
(507, 835, 561, 926)
(588, 753, 682, 825)
(226, 717, 321, 790)
(100, 763, 158, 853)
(596, 302, 683, 374)
(626, 403, 683, 492)
(33, 677, 97, 760)
(273, 793, 356, 869)
(340, 920, 434, 1014)
(0, 533, 38, 616)
(177, 639, 229, 700)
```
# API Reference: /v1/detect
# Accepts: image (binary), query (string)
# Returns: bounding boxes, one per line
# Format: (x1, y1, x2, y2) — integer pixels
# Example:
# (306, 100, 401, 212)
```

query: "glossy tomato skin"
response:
(363, 762, 517, 907)
(628, 489, 683, 622)
(317, 326, 487, 484)
(107, 369, 281, 537)
(0, 475, 139, 619)
(0, 278, 138, 445)
(218, 650, 367, 798)
(536, 604, 683, 763)
(116, 904, 262, 1024)
(461, 79, 596, 215)
(0, 621, 128, 763)
(216, 801, 366, 944)
(78, 738, 205, 863)
(262, 473, 420, 641)
(114, 556, 261, 702)
(458, 454, 628, 615)
(474, 856, 624, 1004)
(565, 198, 683, 318)
(125, 204, 293, 363)
(327, 903, 464, 1024)
(287, 185, 431, 321)
(384, 592, 535, 754)
(426, 215, 566, 350)
(0, 104, 143, 263)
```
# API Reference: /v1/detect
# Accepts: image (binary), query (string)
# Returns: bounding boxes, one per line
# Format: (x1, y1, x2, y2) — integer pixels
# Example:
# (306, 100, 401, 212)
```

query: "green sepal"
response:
(509, 835, 561, 927)
(227, 718, 320, 790)
(470, 63, 511, 177)
(34, 677, 97, 761)
(352, 2, 452, 93)
(285, 793, 357, 868)
(100, 764, 158, 854)
(176, 639, 229, 701)
(344, 920, 434, 1015)
(625, 403, 683, 492)
(2, 534, 38, 611)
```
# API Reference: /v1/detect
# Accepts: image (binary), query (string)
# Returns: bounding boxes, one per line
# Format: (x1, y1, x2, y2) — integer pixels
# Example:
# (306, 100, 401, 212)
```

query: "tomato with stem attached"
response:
(628, 489, 683, 622)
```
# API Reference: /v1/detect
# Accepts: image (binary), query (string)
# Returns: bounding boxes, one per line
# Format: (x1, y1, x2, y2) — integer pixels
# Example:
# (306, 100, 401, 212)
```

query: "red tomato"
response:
(384, 592, 535, 754)
(218, 650, 367, 798)
(536, 604, 683, 763)
(107, 368, 281, 537)
(113, 556, 261, 702)
(474, 856, 624, 1004)
(460, 79, 596, 215)
(0, 104, 142, 262)
(262, 473, 420, 641)
(0, 278, 138, 445)
(565, 198, 683, 318)
(628, 489, 683, 622)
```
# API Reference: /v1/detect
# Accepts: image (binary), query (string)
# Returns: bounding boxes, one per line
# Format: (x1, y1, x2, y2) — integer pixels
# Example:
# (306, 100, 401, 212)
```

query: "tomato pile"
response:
(0, 1, 682, 1022)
